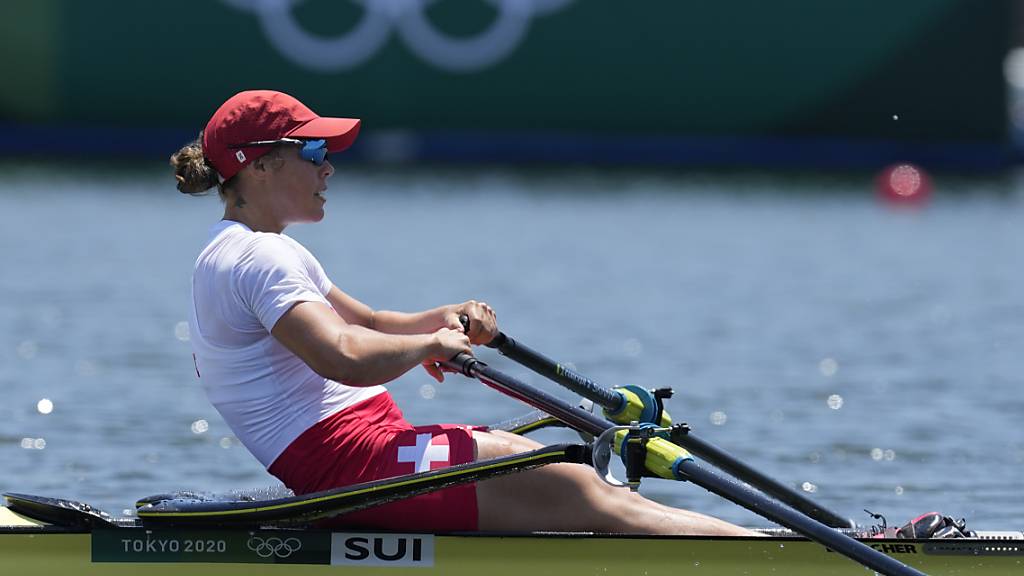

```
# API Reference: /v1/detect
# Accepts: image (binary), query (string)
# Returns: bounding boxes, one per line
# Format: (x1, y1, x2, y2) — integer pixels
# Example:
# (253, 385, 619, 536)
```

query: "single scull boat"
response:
(3, 332, 1019, 575)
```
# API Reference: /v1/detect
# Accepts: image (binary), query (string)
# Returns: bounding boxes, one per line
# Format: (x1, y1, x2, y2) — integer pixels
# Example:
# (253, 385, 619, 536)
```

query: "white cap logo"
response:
(235, 150, 247, 163)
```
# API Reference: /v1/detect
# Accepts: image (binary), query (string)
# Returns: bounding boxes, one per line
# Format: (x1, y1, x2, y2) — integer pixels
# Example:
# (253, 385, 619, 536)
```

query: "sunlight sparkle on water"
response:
(20, 438, 46, 450)
(819, 358, 838, 377)
(801, 481, 817, 493)
(191, 419, 209, 434)
(709, 411, 727, 426)
(419, 384, 436, 400)
(37, 398, 54, 414)
(827, 394, 843, 410)
(174, 321, 190, 342)
(870, 448, 896, 462)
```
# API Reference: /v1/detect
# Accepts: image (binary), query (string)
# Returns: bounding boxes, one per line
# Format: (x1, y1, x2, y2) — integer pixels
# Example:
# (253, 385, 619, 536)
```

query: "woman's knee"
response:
(472, 430, 544, 461)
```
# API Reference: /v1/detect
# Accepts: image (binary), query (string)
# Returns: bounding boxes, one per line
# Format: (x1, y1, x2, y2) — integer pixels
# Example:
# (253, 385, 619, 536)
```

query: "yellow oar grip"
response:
(605, 387, 673, 428)
(612, 430, 693, 480)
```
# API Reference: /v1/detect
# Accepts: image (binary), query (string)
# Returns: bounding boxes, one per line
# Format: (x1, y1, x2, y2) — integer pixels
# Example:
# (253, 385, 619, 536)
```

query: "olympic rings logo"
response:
(247, 536, 303, 558)
(221, 0, 575, 73)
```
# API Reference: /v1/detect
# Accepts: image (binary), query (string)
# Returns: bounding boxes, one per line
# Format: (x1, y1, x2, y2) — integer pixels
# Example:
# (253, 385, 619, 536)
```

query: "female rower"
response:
(170, 90, 757, 536)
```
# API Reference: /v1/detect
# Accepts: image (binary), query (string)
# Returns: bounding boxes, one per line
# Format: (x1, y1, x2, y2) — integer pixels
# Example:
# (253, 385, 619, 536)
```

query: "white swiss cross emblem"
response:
(397, 433, 450, 473)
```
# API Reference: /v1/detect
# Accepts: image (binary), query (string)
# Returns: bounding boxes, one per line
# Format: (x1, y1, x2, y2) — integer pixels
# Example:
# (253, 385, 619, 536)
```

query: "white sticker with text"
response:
(331, 533, 434, 567)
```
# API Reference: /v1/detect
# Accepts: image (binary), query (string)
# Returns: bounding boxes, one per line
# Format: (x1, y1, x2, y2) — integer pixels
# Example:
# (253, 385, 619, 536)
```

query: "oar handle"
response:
(443, 352, 479, 377)
(484, 331, 509, 349)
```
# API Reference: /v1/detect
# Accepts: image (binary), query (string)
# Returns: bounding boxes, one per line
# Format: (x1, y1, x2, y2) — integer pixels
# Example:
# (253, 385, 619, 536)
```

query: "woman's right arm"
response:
(271, 300, 472, 387)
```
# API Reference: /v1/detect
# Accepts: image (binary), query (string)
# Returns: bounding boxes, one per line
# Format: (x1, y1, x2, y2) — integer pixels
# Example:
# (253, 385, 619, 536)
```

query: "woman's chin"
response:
(308, 203, 326, 221)
(291, 210, 325, 226)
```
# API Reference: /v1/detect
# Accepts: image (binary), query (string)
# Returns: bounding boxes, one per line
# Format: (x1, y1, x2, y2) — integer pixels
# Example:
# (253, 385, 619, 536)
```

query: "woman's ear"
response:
(250, 152, 285, 180)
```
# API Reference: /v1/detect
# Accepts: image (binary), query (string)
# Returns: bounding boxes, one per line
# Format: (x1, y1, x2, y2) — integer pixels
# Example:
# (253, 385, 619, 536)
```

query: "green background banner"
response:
(0, 1, 1011, 165)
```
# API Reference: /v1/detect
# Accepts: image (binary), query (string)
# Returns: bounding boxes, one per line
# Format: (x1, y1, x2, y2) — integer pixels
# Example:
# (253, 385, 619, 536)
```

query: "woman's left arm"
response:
(325, 286, 498, 344)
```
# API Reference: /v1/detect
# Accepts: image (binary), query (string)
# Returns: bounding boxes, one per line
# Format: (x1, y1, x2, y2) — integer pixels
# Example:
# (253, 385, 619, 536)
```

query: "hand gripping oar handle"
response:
(485, 332, 854, 530)
(443, 353, 928, 576)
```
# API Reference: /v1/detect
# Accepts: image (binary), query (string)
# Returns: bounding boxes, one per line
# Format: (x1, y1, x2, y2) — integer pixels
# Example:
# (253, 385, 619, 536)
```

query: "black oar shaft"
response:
(487, 332, 853, 529)
(450, 355, 607, 436)
(675, 434, 854, 529)
(445, 354, 928, 576)
(679, 462, 926, 576)
(488, 333, 624, 410)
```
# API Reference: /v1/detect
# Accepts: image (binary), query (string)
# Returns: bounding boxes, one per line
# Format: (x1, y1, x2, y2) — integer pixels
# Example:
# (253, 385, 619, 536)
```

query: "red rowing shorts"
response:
(269, 392, 485, 532)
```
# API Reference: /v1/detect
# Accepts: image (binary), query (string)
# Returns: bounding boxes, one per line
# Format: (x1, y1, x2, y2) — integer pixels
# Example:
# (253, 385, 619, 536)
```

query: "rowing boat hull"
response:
(3, 510, 1020, 575)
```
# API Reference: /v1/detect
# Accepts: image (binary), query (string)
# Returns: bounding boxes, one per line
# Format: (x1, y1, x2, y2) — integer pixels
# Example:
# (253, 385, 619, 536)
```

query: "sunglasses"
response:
(230, 138, 329, 166)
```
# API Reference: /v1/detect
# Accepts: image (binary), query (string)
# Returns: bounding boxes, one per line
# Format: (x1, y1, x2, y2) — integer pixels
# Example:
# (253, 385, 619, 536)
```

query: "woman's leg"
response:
(473, 430, 760, 536)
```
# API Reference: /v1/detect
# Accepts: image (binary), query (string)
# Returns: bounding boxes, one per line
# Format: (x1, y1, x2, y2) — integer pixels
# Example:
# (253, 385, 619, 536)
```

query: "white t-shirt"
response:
(189, 220, 384, 467)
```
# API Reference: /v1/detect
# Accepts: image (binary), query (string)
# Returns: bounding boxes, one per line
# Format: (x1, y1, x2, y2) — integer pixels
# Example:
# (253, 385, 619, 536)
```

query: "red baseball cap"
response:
(202, 90, 361, 182)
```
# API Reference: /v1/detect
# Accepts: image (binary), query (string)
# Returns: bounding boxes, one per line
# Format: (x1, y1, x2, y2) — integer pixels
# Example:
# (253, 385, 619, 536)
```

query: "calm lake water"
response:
(1, 162, 1022, 530)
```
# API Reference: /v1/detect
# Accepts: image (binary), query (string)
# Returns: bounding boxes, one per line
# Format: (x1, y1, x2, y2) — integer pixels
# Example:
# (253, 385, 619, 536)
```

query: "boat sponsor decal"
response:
(829, 540, 1024, 557)
(867, 543, 918, 554)
(92, 528, 330, 564)
(923, 541, 1024, 556)
(826, 543, 920, 556)
(331, 533, 435, 567)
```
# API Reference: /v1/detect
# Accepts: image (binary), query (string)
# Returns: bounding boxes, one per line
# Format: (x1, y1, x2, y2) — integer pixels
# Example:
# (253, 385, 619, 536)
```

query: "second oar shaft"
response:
(488, 332, 853, 529)
(679, 462, 926, 576)
(446, 354, 926, 576)
(675, 433, 854, 529)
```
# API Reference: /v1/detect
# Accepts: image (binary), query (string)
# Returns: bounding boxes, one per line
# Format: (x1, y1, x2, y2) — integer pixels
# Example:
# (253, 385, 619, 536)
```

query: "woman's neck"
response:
(223, 199, 285, 234)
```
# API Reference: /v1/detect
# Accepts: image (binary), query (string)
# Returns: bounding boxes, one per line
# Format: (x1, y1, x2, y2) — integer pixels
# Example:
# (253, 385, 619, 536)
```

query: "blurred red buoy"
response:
(876, 163, 932, 205)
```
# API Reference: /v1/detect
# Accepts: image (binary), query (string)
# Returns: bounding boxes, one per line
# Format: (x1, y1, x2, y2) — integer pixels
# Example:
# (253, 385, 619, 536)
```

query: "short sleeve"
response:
(282, 234, 333, 295)
(233, 235, 329, 332)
